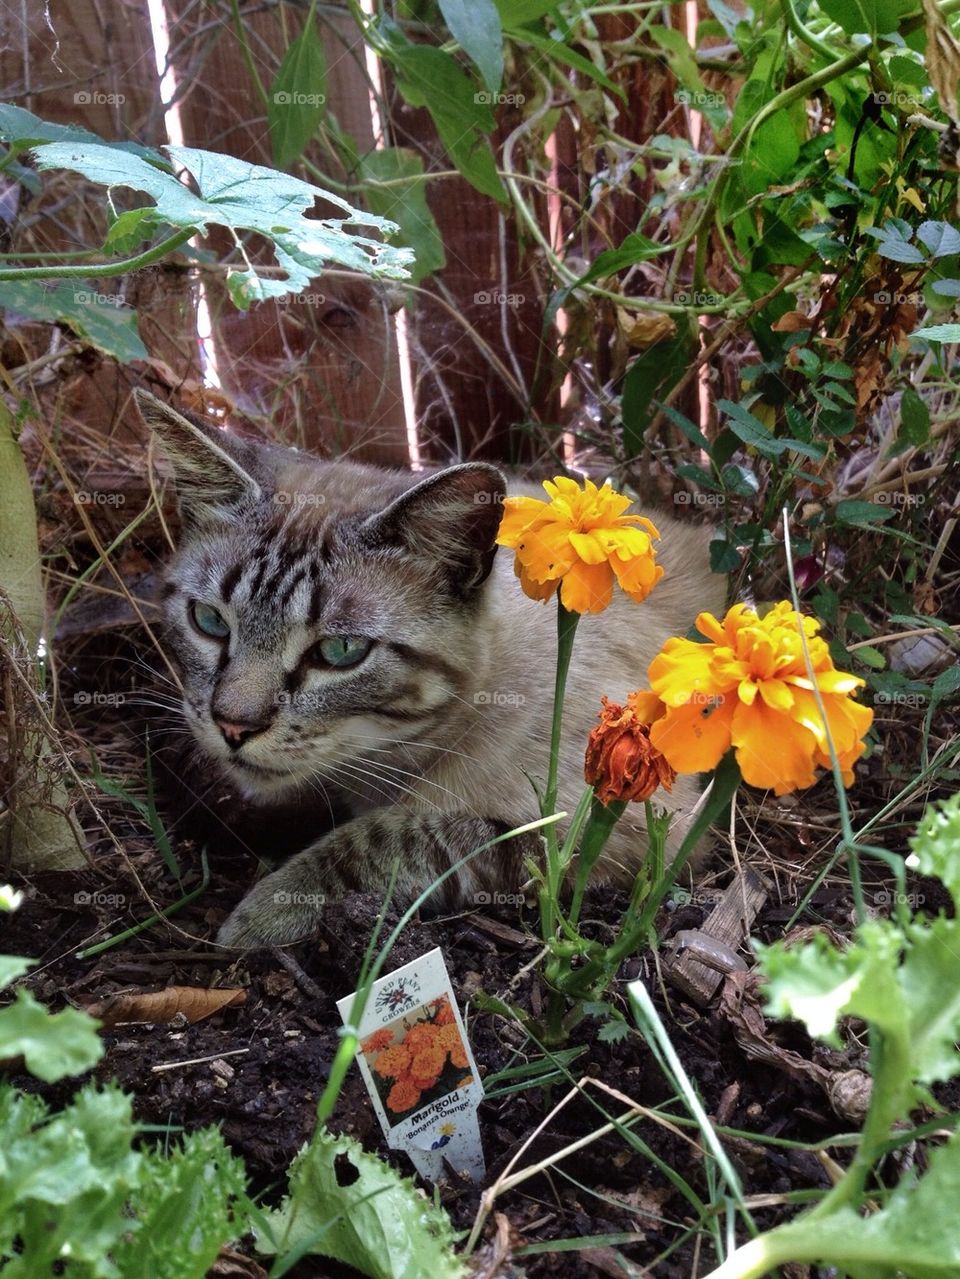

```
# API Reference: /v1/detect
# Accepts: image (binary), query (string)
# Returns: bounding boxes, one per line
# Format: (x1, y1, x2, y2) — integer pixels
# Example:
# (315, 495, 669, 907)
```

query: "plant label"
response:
(336, 947, 485, 1183)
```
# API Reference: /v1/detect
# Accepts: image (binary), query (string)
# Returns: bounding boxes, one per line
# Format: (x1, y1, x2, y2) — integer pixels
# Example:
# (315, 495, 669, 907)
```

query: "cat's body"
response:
(136, 392, 725, 947)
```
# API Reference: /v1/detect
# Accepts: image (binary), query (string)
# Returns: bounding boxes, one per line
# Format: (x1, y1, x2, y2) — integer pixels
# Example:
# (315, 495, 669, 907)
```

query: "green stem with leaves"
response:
(0, 228, 195, 282)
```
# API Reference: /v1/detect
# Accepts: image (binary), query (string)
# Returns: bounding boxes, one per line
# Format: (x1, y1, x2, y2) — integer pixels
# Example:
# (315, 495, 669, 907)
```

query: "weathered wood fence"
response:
(1, 1, 681, 469)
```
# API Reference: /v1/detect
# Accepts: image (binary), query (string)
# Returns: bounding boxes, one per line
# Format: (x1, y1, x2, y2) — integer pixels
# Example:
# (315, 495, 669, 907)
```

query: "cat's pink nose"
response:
(214, 716, 269, 749)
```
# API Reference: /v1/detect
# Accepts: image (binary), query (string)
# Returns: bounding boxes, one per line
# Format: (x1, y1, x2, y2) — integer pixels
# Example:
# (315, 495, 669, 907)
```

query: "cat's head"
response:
(136, 391, 506, 801)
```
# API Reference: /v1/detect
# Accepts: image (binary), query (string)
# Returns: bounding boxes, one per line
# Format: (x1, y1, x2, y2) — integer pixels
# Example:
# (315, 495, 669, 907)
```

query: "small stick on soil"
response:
(152, 1047, 250, 1073)
(270, 946, 326, 1003)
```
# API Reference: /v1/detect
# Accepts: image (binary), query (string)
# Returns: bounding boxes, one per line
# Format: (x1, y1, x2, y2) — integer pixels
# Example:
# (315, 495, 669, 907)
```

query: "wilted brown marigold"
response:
(585, 691, 676, 805)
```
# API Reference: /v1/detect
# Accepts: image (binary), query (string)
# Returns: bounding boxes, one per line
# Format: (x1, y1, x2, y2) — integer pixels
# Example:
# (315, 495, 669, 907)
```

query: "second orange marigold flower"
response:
(647, 602, 873, 795)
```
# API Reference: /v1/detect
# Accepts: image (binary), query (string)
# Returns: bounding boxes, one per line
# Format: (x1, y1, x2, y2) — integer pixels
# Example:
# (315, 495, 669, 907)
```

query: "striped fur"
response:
(136, 392, 725, 947)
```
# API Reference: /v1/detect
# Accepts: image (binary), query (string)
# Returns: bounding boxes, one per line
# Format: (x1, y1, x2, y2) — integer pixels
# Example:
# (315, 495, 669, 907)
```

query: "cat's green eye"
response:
(190, 600, 230, 639)
(313, 635, 372, 668)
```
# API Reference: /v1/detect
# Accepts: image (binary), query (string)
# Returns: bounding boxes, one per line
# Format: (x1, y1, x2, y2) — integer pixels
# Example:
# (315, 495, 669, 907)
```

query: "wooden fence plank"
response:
(163, 0, 410, 466)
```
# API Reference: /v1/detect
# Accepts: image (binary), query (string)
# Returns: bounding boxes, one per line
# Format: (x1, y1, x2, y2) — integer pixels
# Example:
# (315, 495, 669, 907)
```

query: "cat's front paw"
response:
(216, 869, 327, 948)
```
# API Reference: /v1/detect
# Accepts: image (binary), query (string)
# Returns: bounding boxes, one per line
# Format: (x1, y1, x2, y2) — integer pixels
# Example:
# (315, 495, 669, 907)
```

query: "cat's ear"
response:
(134, 390, 263, 526)
(363, 463, 507, 594)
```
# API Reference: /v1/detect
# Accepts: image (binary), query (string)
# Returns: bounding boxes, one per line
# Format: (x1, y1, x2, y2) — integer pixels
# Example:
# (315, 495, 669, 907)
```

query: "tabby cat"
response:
(135, 391, 725, 948)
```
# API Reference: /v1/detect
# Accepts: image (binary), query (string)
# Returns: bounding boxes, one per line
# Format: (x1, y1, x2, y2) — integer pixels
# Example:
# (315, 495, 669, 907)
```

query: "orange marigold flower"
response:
(411, 1045, 446, 1079)
(361, 1029, 393, 1055)
(496, 476, 663, 614)
(450, 1043, 469, 1070)
(585, 691, 676, 804)
(648, 602, 873, 795)
(404, 1021, 439, 1052)
(373, 1043, 412, 1079)
(411, 1073, 441, 1092)
(386, 1078, 421, 1113)
(436, 1023, 462, 1052)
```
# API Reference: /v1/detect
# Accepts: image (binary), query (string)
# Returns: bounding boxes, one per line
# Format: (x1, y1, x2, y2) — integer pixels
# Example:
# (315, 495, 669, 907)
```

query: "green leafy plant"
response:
(258, 1129, 467, 1279)
(636, 790, 960, 1279)
(0, 103, 412, 338)
(0, 887, 251, 1277)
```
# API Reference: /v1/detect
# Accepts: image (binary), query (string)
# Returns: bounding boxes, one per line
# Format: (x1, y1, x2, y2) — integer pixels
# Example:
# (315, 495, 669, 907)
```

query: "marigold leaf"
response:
(899, 915, 960, 1086)
(0, 955, 32, 991)
(758, 920, 905, 1046)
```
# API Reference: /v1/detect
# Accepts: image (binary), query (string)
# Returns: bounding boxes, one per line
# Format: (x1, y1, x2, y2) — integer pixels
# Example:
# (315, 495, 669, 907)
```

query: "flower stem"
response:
(544, 603, 580, 819)
(540, 603, 580, 945)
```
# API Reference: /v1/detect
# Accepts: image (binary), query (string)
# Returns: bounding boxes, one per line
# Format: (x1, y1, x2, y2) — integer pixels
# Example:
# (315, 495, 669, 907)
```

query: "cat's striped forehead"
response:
(167, 500, 429, 642)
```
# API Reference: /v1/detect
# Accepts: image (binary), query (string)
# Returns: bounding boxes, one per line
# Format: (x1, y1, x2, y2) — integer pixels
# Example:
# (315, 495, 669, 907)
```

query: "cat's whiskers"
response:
(322, 758, 443, 812)
(304, 762, 396, 813)
(347, 751, 467, 806)
(127, 693, 185, 713)
(287, 770, 339, 828)
(352, 734, 483, 766)
(124, 656, 185, 694)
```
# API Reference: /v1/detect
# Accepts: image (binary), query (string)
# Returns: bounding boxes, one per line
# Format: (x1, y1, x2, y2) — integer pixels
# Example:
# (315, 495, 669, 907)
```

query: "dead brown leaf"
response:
(85, 985, 246, 1027)
(771, 310, 813, 332)
(617, 308, 676, 349)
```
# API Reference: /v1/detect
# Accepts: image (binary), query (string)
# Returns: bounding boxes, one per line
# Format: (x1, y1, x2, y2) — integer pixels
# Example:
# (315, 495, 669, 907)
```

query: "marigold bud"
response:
(585, 692, 676, 804)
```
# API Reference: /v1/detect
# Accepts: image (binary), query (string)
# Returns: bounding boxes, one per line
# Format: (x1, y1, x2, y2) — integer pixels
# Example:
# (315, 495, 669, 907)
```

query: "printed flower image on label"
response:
(361, 995, 474, 1124)
(374, 973, 422, 1017)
